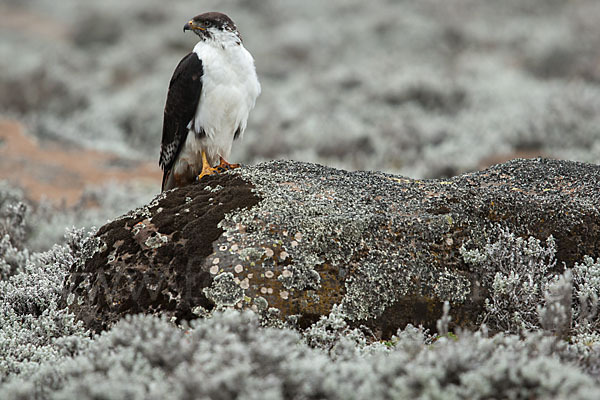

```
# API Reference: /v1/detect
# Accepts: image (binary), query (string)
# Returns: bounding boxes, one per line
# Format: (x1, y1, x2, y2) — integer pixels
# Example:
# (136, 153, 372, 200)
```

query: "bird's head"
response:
(183, 12, 241, 45)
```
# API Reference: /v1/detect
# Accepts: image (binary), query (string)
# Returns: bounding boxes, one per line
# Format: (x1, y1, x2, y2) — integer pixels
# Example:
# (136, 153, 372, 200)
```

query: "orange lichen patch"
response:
(0, 120, 160, 206)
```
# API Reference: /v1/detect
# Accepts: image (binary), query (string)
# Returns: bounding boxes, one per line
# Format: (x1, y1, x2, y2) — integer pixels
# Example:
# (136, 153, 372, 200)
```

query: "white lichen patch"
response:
(265, 270, 274, 279)
(107, 249, 117, 263)
(203, 272, 244, 307)
(281, 269, 292, 278)
(264, 248, 274, 258)
(240, 278, 250, 289)
(234, 264, 244, 273)
(341, 261, 410, 321)
(280, 290, 289, 300)
(210, 265, 219, 275)
(191, 305, 210, 317)
(204, 184, 224, 193)
(144, 232, 168, 249)
(97, 241, 108, 255)
(238, 247, 264, 262)
(254, 296, 268, 311)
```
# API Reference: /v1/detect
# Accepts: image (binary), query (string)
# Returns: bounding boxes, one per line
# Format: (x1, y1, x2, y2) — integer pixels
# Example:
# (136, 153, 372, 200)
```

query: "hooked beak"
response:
(183, 20, 205, 33)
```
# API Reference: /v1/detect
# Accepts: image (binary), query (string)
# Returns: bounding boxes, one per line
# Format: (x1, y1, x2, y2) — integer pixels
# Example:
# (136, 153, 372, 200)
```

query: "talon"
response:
(196, 153, 241, 181)
(217, 156, 240, 171)
(197, 151, 219, 181)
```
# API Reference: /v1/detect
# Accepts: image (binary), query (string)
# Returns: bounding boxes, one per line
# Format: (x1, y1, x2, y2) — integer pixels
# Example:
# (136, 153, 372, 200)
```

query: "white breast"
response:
(187, 39, 261, 165)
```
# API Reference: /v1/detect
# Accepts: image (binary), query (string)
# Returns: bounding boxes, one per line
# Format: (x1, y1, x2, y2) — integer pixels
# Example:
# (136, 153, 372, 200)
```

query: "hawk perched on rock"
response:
(159, 12, 261, 191)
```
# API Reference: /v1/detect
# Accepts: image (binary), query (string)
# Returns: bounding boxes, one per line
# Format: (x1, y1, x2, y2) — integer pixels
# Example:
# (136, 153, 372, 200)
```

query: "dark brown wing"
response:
(160, 52, 203, 190)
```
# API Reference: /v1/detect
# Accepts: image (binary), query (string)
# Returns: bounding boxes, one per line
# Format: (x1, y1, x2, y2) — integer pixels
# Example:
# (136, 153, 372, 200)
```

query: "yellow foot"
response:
(197, 165, 222, 181)
(216, 156, 240, 172)
(196, 153, 240, 181)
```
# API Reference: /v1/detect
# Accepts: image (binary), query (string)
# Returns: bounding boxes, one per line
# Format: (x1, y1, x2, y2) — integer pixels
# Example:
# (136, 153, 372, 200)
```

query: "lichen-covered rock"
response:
(62, 158, 600, 337)
(61, 174, 260, 332)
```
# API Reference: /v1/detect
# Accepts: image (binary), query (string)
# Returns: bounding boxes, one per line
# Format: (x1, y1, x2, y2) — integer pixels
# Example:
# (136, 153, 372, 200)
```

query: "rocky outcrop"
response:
(61, 158, 600, 337)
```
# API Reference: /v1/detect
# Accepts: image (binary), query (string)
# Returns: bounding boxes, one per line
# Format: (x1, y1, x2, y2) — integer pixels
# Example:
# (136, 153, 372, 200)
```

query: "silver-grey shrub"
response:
(460, 226, 557, 333)
(2, 310, 600, 400)
(2, 216, 600, 398)
(461, 225, 600, 349)
(0, 228, 92, 382)
(538, 270, 573, 338)
(572, 256, 600, 332)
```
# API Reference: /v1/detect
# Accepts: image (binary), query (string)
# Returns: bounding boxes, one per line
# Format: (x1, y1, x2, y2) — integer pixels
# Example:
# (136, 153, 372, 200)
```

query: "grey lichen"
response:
(237, 247, 265, 263)
(191, 305, 211, 318)
(342, 260, 408, 321)
(143, 231, 168, 249)
(212, 161, 475, 323)
(203, 272, 244, 307)
(253, 296, 268, 311)
(433, 268, 471, 303)
(277, 262, 322, 291)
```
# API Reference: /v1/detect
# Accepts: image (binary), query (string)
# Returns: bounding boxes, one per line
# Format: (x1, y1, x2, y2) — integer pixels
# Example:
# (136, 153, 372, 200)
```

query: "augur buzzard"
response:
(159, 12, 261, 191)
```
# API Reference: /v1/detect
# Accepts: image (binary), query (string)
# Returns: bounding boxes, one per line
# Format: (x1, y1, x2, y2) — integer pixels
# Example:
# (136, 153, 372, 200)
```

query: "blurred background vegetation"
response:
(1, 0, 600, 248)
(3, 3, 600, 395)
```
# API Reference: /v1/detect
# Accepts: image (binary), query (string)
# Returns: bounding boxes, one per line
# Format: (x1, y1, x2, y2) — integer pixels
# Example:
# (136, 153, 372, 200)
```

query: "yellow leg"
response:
(197, 151, 218, 180)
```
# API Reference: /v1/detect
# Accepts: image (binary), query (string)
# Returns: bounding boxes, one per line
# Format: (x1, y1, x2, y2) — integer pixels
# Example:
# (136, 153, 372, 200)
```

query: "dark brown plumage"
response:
(159, 53, 203, 191)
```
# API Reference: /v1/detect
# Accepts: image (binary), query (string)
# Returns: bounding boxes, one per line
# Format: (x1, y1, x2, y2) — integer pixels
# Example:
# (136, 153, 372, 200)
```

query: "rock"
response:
(61, 158, 600, 337)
